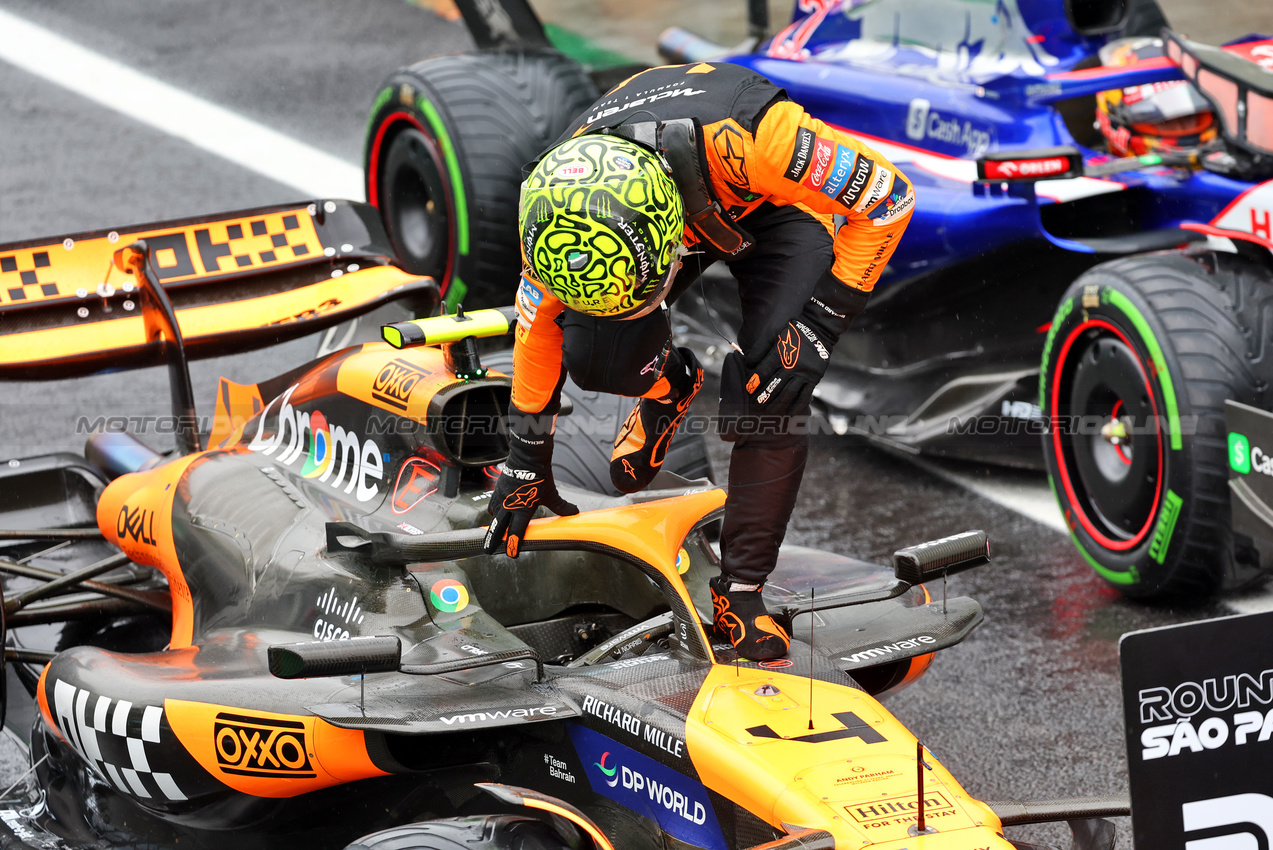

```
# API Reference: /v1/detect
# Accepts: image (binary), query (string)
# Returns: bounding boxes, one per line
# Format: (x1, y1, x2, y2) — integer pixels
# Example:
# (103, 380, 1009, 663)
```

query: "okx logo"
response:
(1230, 432, 1252, 474)
(214, 713, 314, 778)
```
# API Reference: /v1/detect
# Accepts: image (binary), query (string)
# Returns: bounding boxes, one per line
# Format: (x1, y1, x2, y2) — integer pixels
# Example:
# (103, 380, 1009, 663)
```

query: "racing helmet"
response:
(519, 135, 685, 320)
(1096, 37, 1217, 157)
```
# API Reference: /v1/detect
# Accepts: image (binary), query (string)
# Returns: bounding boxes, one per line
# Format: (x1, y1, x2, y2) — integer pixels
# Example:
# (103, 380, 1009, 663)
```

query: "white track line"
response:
(0, 8, 363, 201)
(910, 457, 1068, 533)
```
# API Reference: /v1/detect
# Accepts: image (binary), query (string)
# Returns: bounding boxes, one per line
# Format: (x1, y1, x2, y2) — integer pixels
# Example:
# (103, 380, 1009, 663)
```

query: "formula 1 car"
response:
(361, 0, 1273, 599)
(0, 208, 1127, 849)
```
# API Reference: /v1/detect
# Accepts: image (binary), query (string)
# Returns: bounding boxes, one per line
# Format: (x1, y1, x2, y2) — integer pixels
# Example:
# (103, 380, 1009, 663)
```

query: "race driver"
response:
(483, 62, 914, 661)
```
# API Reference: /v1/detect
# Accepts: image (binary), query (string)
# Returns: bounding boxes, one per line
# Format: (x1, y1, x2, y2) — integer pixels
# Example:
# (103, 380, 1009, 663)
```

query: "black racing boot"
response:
(610, 347, 704, 494)
(709, 576, 790, 661)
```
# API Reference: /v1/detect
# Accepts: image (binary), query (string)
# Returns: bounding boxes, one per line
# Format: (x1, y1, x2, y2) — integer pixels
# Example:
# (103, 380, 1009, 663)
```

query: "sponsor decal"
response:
(1002, 400, 1044, 422)
(852, 164, 893, 213)
(502, 481, 540, 509)
(777, 326, 801, 369)
(569, 724, 726, 850)
(117, 504, 158, 547)
(676, 547, 689, 575)
(819, 145, 859, 199)
(982, 157, 1072, 180)
(835, 766, 901, 786)
(544, 753, 577, 783)
(556, 164, 590, 179)
(613, 156, 634, 171)
(784, 126, 816, 181)
(392, 457, 440, 514)
(247, 386, 384, 503)
(835, 154, 873, 208)
(1231, 432, 1252, 473)
(430, 578, 470, 613)
(314, 586, 365, 641)
(371, 358, 428, 411)
(1148, 489, 1183, 565)
(1224, 39, 1273, 70)
(397, 521, 424, 535)
(858, 230, 897, 286)
(215, 713, 314, 778)
(871, 189, 915, 227)
(802, 137, 836, 191)
(847, 790, 957, 828)
(438, 705, 558, 725)
(50, 681, 187, 802)
(712, 124, 749, 187)
(905, 98, 992, 155)
(610, 653, 670, 670)
(795, 321, 828, 360)
(581, 694, 685, 759)
(747, 710, 886, 745)
(585, 82, 707, 124)
(517, 277, 544, 331)
(759, 658, 793, 669)
(842, 635, 936, 665)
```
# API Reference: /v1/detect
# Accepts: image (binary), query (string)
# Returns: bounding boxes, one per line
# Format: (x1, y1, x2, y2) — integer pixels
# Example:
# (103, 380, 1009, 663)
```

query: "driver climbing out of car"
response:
(483, 62, 914, 661)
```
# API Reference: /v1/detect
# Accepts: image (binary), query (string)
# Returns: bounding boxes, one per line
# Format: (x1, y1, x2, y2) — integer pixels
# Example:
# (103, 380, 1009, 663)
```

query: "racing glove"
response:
(484, 406, 578, 558)
(722, 277, 869, 436)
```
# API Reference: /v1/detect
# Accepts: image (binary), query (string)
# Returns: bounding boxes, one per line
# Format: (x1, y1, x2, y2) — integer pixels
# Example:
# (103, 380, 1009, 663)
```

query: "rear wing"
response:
(0, 200, 437, 379)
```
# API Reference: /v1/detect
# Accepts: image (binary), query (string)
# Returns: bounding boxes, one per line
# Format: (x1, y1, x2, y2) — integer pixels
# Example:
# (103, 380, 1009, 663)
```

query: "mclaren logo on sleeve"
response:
(784, 127, 816, 182)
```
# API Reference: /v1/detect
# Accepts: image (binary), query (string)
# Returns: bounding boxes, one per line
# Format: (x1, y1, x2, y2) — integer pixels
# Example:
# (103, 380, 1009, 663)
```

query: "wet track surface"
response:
(3, 1, 1273, 847)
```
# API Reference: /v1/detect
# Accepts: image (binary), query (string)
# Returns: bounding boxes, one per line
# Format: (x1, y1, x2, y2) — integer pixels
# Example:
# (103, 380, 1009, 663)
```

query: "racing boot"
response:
(610, 347, 704, 494)
(709, 575, 790, 661)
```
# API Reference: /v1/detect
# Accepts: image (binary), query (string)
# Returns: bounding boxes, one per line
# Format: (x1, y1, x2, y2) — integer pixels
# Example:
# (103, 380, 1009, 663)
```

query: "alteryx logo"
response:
(569, 724, 727, 850)
(1230, 432, 1251, 473)
(597, 751, 619, 786)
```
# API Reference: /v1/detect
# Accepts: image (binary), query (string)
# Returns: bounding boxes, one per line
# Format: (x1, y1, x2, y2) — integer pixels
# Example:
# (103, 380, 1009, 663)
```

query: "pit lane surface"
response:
(1, 2, 1271, 847)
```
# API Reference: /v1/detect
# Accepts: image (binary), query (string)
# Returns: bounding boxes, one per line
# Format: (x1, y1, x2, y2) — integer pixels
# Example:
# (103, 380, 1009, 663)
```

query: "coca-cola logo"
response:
(805, 138, 835, 190)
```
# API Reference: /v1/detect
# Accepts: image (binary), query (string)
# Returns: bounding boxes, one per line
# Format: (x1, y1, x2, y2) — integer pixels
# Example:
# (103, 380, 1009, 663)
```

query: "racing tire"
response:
(344, 816, 571, 850)
(1041, 250, 1273, 597)
(484, 351, 715, 495)
(365, 49, 597, 310)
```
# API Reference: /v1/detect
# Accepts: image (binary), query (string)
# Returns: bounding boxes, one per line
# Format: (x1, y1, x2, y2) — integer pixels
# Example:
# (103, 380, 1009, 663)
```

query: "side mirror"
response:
(1065, 0, 1130, 36)
(892, 530, 990, 585)
(268, 635, 401, 679)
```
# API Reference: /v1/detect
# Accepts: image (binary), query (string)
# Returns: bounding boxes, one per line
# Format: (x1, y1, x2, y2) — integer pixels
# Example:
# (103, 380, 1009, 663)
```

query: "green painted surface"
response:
(1230, 432, 1251, 474)
(417, 97, 470, 256)
(1106, 289, 1182, 451)
(1148, 489, 1184, 565)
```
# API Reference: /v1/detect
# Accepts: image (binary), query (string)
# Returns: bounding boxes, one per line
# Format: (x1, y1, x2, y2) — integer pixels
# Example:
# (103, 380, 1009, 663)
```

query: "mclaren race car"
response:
(0, 207, 1126, 849)
(362, 0, 1273, 599)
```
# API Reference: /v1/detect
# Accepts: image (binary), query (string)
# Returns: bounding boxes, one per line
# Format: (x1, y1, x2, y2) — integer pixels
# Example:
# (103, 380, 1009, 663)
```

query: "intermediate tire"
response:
(484, 352, 715, 495)
(1041, 250, 1273, 597)
(365, 50, 597, 310)
(344, 816, 570, 850)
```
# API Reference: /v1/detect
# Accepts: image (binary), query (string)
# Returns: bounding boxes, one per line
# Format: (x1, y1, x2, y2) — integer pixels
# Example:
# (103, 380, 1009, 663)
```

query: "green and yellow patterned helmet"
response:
(519, 135, 685, 319)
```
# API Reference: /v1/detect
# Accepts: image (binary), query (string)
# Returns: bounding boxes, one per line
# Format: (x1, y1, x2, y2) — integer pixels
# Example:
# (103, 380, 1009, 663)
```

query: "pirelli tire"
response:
(344, 816, 572, 850)
(484, 351, 714, 495)
(365, 49, 597, 310)
(1040, 249, 1273, 598)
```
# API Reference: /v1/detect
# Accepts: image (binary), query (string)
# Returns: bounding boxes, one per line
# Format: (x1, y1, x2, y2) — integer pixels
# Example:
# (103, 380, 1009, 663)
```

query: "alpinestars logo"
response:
(778, 327, 800, 369)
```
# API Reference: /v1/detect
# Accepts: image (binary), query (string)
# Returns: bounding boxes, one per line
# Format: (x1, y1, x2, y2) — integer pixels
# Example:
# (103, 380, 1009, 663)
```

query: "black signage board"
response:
(1121, 610, 1273, 850)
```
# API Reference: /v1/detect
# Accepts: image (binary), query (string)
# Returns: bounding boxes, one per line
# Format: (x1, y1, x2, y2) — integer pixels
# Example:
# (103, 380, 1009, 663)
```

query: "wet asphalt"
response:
(1, 2, 1271, 848)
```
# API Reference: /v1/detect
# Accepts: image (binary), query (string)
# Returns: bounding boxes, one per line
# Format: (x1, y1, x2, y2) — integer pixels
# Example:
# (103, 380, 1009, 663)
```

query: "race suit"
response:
(512, 62, 914, 584)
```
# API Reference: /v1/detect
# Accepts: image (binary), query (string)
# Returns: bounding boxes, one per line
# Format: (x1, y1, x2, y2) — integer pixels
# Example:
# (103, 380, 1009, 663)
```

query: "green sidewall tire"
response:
(365, 49, 597, 311)
(1040, 251, 1272, 597)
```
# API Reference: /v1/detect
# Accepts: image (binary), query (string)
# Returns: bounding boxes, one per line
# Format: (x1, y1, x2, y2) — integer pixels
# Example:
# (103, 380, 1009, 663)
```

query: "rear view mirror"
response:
(893, 530, 990, 585)
(1066, 0, 1130, 36)
(1164, 32, 1273, 156)
(268, 635, 402, 679)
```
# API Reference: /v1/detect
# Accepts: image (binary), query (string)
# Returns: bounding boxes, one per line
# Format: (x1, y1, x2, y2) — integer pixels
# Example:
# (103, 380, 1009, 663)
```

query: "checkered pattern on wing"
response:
(51, 680, 187, 802)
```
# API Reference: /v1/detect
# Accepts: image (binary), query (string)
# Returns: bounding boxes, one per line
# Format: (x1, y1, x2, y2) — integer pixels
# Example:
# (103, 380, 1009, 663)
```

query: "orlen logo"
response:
(214, 713, 314, 778)
(371, 358, 428, 411)
(983, 158, 1070, 180)
(804, 137, 835, 190)
(247, 385, 384, 502)
(597, 752, 619, 787)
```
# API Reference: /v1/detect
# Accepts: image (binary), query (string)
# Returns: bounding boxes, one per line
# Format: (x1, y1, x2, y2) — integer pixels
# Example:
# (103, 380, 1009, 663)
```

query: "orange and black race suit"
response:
(511, 62, 913, 416)
(509, 63, 914, 583)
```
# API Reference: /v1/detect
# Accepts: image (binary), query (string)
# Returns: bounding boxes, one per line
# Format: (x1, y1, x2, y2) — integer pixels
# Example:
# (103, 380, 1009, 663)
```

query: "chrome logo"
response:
(676, 547, 689, 575)
(300, 410, 332, 479)
(430, 579, 469, 613)
(596, 752, 619, 787)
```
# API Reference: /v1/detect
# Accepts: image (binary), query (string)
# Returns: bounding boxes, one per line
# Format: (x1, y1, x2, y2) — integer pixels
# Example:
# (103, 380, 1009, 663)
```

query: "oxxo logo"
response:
(214, 713, 314, 778)
(371, 359, 428, 411)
